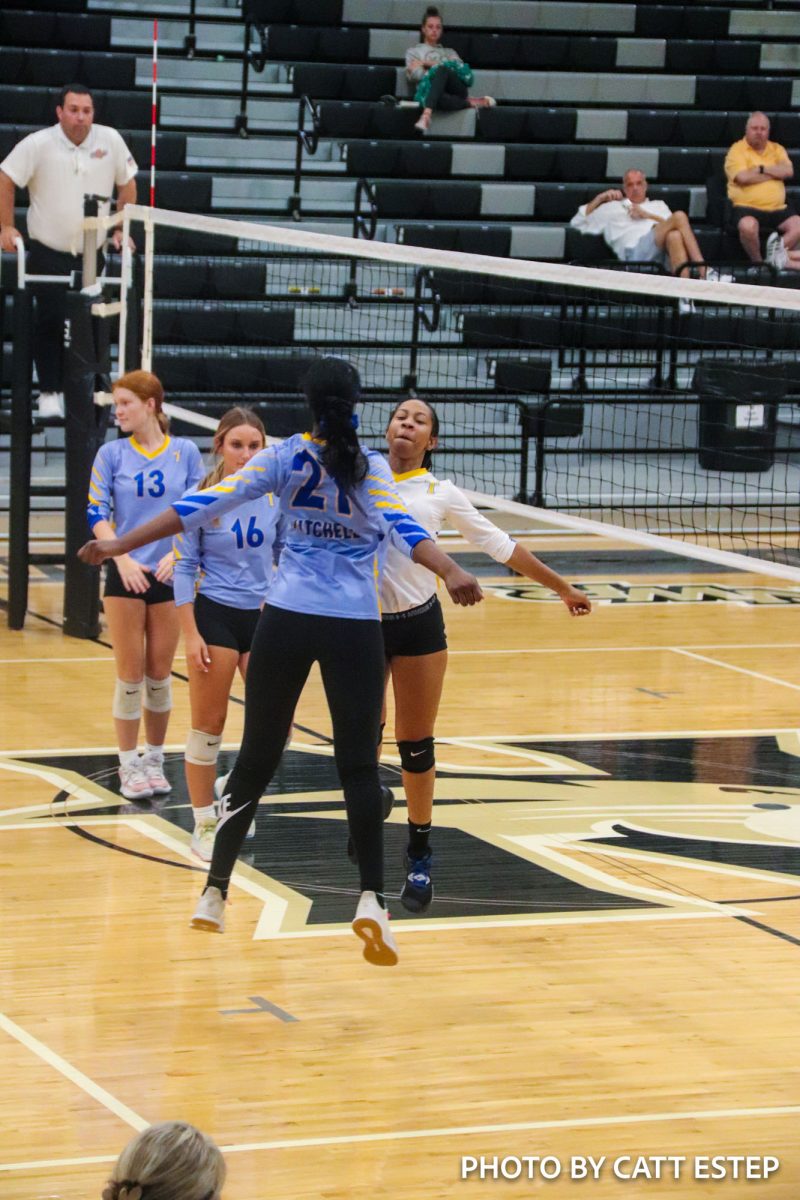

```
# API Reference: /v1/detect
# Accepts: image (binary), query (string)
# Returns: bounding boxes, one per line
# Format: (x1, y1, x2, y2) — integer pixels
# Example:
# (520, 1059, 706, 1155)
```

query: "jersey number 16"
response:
(232, 516, 264, 549)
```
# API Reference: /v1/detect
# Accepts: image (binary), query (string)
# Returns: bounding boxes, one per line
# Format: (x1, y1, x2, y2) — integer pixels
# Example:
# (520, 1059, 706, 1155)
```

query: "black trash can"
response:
(694, 360, 786, 472)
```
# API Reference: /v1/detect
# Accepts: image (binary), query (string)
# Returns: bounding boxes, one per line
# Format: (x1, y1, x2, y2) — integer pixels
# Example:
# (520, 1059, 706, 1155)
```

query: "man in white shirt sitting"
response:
(570, 169, 707, 278)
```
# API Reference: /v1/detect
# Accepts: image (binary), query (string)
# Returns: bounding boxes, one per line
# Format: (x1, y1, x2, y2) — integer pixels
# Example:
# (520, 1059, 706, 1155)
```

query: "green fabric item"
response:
(414, 59, 474, 107)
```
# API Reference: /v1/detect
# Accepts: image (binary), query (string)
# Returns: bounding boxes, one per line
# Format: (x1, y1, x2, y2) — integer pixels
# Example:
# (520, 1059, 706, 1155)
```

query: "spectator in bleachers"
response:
(0, 84, 137, 419)
(570, 170, 710, 279)
(725, 112, 800, 269)
(405, 6, 495, 135)
(102, 1120, 226, 1200)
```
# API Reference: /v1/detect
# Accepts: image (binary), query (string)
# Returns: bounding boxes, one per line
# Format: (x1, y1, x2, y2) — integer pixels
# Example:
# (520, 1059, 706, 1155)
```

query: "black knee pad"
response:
(398, 737, 435, 774)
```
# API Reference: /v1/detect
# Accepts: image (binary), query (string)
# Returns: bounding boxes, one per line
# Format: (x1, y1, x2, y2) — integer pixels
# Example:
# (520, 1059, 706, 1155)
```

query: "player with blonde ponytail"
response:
(172, 406, 284, 860)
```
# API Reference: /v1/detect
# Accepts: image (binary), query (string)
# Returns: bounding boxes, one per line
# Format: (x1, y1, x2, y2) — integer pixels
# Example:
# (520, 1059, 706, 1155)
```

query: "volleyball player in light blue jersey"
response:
(80, 358, 482, 967)
(172, 407, 284, 862)
(87, 370, 204, 802)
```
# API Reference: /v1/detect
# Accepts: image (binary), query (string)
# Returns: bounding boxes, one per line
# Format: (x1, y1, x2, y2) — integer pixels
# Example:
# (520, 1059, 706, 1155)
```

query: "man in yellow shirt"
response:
(725, 111, 800, 266)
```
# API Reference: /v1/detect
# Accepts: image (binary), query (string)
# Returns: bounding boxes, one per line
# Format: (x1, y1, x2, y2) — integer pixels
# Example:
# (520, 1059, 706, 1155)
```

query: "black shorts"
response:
(728, 204, 797, 234)
(104, 558, 174, 605)
(195, 592, 261, 655)
(382, 594, 447, 659)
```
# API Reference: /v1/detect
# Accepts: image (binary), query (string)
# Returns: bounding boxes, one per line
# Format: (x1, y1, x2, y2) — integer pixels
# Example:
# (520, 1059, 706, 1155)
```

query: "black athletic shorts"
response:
(194, 592, 261, 655)
(104, 558, 174, 605)
(728, 204, 797, 233)
(382, 594, 447, 659)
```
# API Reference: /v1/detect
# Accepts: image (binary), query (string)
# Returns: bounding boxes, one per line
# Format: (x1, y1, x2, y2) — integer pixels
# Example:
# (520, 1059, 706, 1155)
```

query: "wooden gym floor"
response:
(1, 536, 800, 1198)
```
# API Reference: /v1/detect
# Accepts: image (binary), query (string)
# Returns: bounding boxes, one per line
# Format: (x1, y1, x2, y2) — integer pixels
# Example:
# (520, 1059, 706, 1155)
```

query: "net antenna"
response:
(98, 204, 800, 586)
(150, 19, 158, 209)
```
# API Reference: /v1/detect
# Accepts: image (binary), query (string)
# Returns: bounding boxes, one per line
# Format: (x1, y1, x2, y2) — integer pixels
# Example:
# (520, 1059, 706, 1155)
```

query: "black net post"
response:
(7, 286, 34, 630)
(62, 290, 110, 638)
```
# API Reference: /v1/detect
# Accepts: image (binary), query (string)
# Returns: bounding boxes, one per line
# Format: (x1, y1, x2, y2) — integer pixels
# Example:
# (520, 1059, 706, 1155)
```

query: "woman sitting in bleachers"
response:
(406, 6, 494, 134)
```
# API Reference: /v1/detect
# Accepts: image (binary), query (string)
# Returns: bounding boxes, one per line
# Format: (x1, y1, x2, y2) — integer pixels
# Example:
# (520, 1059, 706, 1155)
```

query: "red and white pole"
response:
(150, 19, 158, 206)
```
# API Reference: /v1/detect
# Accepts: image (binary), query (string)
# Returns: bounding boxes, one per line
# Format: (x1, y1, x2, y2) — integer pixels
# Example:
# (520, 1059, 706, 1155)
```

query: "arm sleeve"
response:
(174, 444, 284, 532)
(441, 482, 515, 563)
(112, 130, 138, 186)
(725, 143, 745, 181)
(0, 135, 35, 189)
(184, 440, 205, 492)
(405, 45, 426, 81)
(569, 204, 590, 231)
(272, 510, 287, 567)
(87, 444, 113, 530)
(171, 526, 200, 607)
(571, 203, 610, 235)
(362, 454, 432, 556)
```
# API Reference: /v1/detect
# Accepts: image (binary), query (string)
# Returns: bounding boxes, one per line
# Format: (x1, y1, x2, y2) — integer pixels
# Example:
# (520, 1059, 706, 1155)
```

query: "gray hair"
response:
(102, 1122, 226, 1200)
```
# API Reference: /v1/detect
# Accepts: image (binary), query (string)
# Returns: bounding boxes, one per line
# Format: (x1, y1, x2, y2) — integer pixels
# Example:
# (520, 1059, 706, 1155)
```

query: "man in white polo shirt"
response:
(570, 169, 707, 279)
(0, 84, 137, 418)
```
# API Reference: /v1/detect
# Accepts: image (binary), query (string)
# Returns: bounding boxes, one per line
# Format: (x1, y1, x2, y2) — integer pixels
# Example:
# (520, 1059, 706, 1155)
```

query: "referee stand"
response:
(6, 198, 136, 636)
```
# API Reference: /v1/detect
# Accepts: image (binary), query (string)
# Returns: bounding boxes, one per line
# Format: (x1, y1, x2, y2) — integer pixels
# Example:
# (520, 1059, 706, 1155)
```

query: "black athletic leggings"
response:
(425, 67, 470, 112)
(207, 605, 386, 896)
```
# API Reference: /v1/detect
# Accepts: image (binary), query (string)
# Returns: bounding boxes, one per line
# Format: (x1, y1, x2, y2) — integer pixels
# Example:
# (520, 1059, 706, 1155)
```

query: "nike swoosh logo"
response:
(410, 750, 426, 756)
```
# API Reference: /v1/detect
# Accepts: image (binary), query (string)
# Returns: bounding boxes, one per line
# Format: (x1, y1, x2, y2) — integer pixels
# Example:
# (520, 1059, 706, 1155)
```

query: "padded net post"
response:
(7, 286, 34, 631)
(62, 290, 111, 639)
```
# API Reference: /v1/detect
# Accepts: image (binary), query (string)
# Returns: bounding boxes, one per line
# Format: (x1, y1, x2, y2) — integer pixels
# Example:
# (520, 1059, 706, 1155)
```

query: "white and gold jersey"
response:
(381, 469, 515, 614)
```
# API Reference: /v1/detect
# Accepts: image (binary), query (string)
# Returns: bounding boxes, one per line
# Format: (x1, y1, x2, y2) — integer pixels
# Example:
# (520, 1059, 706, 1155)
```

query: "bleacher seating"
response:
(5, 0, 800, 426)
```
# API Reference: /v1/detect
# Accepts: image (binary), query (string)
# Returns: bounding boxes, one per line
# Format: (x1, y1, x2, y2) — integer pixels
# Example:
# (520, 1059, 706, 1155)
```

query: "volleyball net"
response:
(100, 202, 800, 584)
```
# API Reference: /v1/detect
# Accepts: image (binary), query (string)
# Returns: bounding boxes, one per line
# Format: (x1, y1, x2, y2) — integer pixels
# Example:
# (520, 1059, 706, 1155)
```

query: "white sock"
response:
(119, 749, 139, 767)
(194, 803, 216, 827)
(144, 742, 164, 761)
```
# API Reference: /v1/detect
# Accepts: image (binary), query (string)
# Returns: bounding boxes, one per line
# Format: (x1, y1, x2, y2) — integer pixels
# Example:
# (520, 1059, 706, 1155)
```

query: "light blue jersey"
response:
(172, 494, 285, 610)
(88, 434, 204, 572)
(174, 433, 431, 620)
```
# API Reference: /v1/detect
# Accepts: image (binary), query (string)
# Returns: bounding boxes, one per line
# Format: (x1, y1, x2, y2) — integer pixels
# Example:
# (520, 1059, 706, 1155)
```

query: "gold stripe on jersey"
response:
(129, 434, 171, 460)
(392, 468, 429, 482)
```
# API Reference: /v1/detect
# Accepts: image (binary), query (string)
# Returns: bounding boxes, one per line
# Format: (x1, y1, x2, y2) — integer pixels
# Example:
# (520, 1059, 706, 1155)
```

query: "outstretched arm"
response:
(80, 445, 280, 566)
(507, 545, 591, 615)
(79, 506, 183, 565)
(441, 485, 588, 614)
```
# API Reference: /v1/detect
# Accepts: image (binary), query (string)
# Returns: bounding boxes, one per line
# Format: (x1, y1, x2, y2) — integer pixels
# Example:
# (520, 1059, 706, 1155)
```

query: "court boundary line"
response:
(2, 726, 800, 760)
(0, 1012, 148, 1134)
(3, 1100, 800, 1173)
(670, 648, 800, 693)
(3, 641, 800, 667)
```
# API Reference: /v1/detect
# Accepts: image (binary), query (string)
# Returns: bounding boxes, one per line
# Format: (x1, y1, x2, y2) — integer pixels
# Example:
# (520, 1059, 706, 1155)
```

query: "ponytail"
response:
(303, 357, 367, 493)
(103, 1121, 225, 1200)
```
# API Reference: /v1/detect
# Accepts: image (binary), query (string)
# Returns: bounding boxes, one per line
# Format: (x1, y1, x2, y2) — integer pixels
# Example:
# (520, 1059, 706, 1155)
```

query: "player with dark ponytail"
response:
(305, 356, 368, 491)
(80, 358, 483, 966)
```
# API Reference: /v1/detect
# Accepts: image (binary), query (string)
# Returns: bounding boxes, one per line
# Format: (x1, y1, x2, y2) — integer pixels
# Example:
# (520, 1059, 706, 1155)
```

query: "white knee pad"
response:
(113, 678, 143, 721)
(143, 675, 172, 714)
(185, 729, 222, 767)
